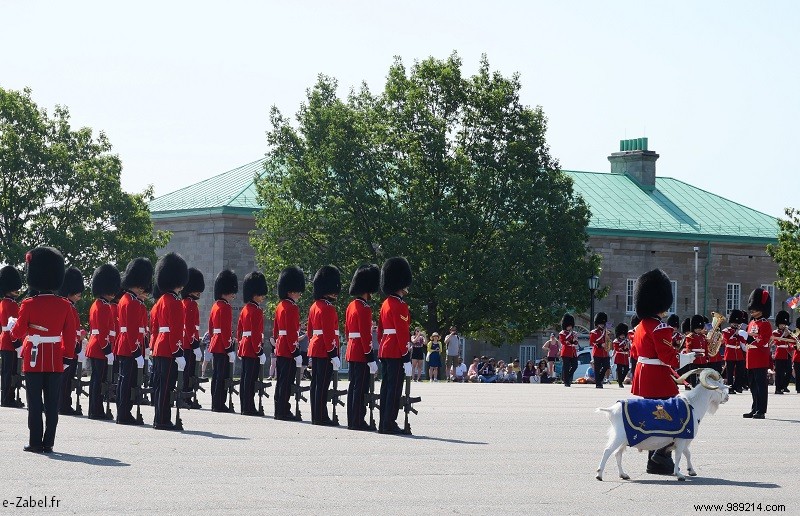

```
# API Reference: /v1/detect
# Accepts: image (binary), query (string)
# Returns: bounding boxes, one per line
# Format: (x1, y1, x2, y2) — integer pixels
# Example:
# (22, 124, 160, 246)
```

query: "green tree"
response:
(767, 207, 800, 295)
(252, 53, 599, 344)
(0, 86, 170, 294)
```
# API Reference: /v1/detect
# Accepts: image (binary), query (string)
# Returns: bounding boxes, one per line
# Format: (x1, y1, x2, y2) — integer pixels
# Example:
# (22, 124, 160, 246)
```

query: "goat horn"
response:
(698, 368, 719, 390)
(673, 370, 695, 384)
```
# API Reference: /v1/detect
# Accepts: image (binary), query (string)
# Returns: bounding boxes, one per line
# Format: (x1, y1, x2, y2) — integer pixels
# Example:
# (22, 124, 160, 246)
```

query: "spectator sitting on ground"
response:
(522, 360, 536, 383)
(496, 360, 508, 382)
(467, 357, 480, 382)
(478, 358, 497, 383)
(450, 356, 468, 382)
(509, 358, 521, 382)
(536, 359, 553, 384)
(577, 361, 596, 384)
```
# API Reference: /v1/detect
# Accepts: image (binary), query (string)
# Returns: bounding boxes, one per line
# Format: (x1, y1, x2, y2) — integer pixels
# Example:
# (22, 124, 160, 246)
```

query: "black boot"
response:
(646, 447, 674, 475)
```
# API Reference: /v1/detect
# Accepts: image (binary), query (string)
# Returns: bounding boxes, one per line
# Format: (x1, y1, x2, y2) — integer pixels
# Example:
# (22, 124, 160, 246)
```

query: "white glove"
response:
(294, 355, 303, 368)
(259, 354, 267, 365)
(368, 361, 378, 375)
(331, 356, 341, 370)
(738, 329, 749, 340)
(16, 345, 23, 358)
(135, 355, 145, 369)
(175, 355, 186, 371)
(105, 353, 114, 365)
(228, 351, 236, 363)
(269, 337, 276, 346)
(194, 348, 202, 361)
(204, 350, 212, 362)
(6, 316, 17, 331)
(77, 347, 87, 365)
(145, 348, 151, 359)
(403, 362, 412, 377)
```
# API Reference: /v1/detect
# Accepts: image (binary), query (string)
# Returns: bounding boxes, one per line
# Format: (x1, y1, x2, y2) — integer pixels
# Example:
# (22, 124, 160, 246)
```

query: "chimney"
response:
(608, 138, 659, 191)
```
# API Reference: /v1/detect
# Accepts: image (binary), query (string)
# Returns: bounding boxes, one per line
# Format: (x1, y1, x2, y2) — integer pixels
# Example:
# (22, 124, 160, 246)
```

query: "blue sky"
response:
(2, 0, 797, 218)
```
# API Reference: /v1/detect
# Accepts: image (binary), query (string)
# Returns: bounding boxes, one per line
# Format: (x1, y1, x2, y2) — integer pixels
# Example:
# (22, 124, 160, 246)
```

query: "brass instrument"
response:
(706, 312, 727, 355)
(773, 328, 800, 350)
(604, 329, 614, 352)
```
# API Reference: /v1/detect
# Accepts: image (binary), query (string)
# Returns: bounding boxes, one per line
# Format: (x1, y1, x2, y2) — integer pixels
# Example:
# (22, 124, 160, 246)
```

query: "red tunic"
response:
(208, 300, 233, 354)
(149, 303, 159, 351)
(558, 330, 578, 358)
(590, 327, 609, 358)
(10, 294, 76, 373)
(151, 292, 185, 358)
(116, 291, 147, 358)
(345, 298, 373, 363)
(182, 297, 200, 350)
(0, 297, 20, 351)
(307, 299, 339, 359)
(684, 332, 708, 365)
(631, 317, 679, 399)
(273, 299, 301, 358)
(628, 328, 638, 361)
(377, 295, 410, 360)
(613, 338, 630, 365)
(722, 326, 746, 361)
(746, 318, 772, 369)
(87, 299, 115, 359)
(237, 301, 264, 358)
(67, 301, 83, 352)
(773, 329, 792, 361)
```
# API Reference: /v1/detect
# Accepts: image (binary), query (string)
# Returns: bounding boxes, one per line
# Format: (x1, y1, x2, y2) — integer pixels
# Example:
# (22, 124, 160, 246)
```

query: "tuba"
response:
(706, 312, 727, 355)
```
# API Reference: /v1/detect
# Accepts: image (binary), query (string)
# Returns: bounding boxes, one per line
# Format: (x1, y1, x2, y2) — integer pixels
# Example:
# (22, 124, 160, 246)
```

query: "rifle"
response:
(72, 360, 90, 416)
(366, 373, 380, 431)
(292, 363, 309, 420)
(256, 361, 272, 416)
(190, 356, 208, 408)
(131, 364, 151, 425)
(172, 368, 186, 430)
(13, 356, 25, 408)
(399, 376, 421, 435)
(102, 360, 115, 420)
(226, 352, 239, 413)
(326, 368, 347, 426)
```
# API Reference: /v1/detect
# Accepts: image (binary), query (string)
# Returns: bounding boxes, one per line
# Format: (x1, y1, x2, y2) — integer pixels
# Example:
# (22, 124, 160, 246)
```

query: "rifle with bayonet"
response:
(327, 368, 347, 426)
(399, 376, 421, 435)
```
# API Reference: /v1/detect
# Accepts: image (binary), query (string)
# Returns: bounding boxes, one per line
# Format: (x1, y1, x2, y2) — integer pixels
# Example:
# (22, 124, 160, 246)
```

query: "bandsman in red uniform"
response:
(237, 272, 268, 416)
(628, 315, 640, 384)
(86, 264, 121, 420)
(558, 314, 579, 387)
(681, 315, 708, 387)
(273, 266, 305, 421)
(208, 269, 238, 413)
(722, 309, 748, 394)
(377, 257, 413, 435)
(589, 312, 610, 389)
(794, 317, 800, 394)
(58, 267, 85, 415)
(0, 265, 23, 408)
(181, 268, 205, 407)
(630, 268, 679, 475)
(115, 258, 152, 425)
(772, 310, 792, 395)
(151, 253, 189, 430)
(345, 264, 380, 431)
(10, 247, 77, 453)
(307, 265, 342, 426)
(667, 314, 681, 351)
(743, 288, 772, 419)
(612, 323, 630, 388)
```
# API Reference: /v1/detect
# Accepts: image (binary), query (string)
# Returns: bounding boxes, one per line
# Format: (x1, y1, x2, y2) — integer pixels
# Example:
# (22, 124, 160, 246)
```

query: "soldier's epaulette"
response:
(357, 298, 370, 307)
(654, 322, 671, 332)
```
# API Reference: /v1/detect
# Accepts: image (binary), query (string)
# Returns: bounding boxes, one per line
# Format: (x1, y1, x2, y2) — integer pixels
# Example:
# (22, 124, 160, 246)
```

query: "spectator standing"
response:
(426, 332, 442, 382)
(450, 356, 467, 382)
(542, 333, 559, 378)
(444, 327, 461, 382)
(410, 328, 426, 382)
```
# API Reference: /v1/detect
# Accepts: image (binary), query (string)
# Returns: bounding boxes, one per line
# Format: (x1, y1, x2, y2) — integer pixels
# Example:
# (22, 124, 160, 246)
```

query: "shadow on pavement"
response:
(634, 477, 780, 488)
(47, 453, 130, 467)
(404, 435, 487, 445)
(768, 418, 800, 424)
(179, 429, 248, 440)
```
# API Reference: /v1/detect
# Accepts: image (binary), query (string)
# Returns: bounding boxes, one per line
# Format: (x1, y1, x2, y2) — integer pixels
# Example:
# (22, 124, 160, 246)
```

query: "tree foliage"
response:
(767, 207, 800, 295)
(252, 53, 599, 344)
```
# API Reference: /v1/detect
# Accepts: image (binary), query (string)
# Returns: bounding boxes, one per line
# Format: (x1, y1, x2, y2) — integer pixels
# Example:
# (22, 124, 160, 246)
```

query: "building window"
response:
(761, 283, 775, 319)
(626, 279, 636, 314)
(726, 283, 741, 314)
(670, 281, 677, 314)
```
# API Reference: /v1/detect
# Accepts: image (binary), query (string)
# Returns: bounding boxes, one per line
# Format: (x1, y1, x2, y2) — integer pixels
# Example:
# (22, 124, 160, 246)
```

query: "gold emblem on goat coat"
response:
(651, 405, 673, 421)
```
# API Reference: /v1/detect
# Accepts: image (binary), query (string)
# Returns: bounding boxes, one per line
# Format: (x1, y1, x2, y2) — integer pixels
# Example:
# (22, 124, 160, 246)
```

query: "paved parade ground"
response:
(0, 381, 797, 515)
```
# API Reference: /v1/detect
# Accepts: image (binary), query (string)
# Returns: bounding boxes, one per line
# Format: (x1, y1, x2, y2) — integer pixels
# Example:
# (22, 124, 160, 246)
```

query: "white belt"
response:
(312, 330, 323, 335)
(139, 327, 146, 334)
(242, 331, 252, 337)
(75, 330, 82, 336)
(109, 331, 117, 337)
(90, 329, 100, 335)
(690, 349, 705, 354)
(617, 352, 629, 355)
(159, 327, 170, 333)
(278, 330, 287, 336)
(195, 325, 200, 331)
(1, 325, 9, 332)
(334, 330, 340, 336)
(725, 345, 739, 349)
(120, 326, 128, 333)
(28, 335, 62, 344)
(383, 329, 397, 334)
(212, 329, 221, 334)
(776, 345, 789, 349)
(638, 357, 668, 366)
(348, 332, 361, 338)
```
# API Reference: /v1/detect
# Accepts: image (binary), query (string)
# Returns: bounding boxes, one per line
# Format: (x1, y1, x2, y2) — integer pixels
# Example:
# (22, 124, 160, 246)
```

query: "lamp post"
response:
(693, 247, 699, 314)
(588, 275, 599, 331)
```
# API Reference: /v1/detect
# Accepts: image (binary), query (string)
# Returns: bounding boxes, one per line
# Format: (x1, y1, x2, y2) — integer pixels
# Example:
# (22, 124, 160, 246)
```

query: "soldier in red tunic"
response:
(57, 268, 85, 415)
(558, 314, 578, 387)
(237, 272, 268, 416)
(377, 257, 413, 435)
(86, 264, 121, 420)
(345, 264, 380, 431)
(772, 310, 792, 395)
(744, 288, 772, 419)
(307, 266, 342, 426)
(628, 315, 640, 384)
(208, 270, 238, 413)
(630, 268, 679, 475)
(0, 265, 23, 408)
(115, 258, 152, 425)
(794, 317, 800, 394)
(181, 268, 205, 408)
(10, 247, 77, 453)
(273, 266, 305, 421)
(589, 312, 610, 388)
(721, 309, 747, 394)
(681, 315, 708, 387)
(612, 323, 630, 388)
(150, 253, 189, 430)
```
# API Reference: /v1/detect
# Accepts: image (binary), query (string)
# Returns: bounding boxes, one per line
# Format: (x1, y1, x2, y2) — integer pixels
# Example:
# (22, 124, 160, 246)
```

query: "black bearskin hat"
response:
(121, 257, 153, 292)
(681, 317, 691, 334)
(380, 257, 412, 296)
(615, 323, 628, 338)
(312, 265, 342, 300)
(561, 313, 575, 331)
(155, 253, 189, 293)
(634, 269, 673, 319)
(58, 267, 84, 297)
(214, 270, 238, 300)
(690, 314, 705, 331)
(277, 266, 305, 299)
(630, 315, 640, 328)
(91, 264, 121, 297)
(349, 264, 380, 296)
(0, 265, 22, 296)
(728, 309, 747, 325)
(594, 312, 608, 326)
(747, 288, 772, 318)
(243, 271, 268, 303)
(183, 268, 205, 296)
(25, 247, 65, 293)
(775, 310, 791, 326)
(666, 314, 680, 329)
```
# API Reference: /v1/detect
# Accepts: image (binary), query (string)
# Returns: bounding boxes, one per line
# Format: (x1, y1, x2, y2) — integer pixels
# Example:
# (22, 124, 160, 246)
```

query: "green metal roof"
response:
(149, 160, 778, 243)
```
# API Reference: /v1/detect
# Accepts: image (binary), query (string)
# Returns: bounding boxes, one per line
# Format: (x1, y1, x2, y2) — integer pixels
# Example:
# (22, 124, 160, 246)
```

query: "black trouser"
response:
(211, 353, 229, 411)
(240, 356, 258, 414)
(725, 360, 746, 392)
(594, 357, 610, 387)
(25, 371, 61, 448)
(561, 356, 577, 386)
(88, 358, 106, 418)
(795, 363, 800, 393)
(115, 356, 135, 420)
(1, 349, 18, 406)
(678, 363, 702, 387)
(615, 363, 629, 387)
(59, 357, 77, 412)
(310, 357, 332, 423)
(748, 367, 768, 415)
(379, 358, 404, 432)
(274, 356, 294, 416)
(708, 361, 724, 375)
(152, 356, 174, 425)
(182, 350, 196, 393)
(774, 359, 791, 393)
(347, 361, 369, 428)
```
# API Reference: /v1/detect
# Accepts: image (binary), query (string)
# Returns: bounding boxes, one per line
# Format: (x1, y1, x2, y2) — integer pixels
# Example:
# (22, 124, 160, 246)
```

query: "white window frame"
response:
(760, 283, 775, 320)
(625, 279, 636, 314)
(726, 283, 741, 314)
(669, 280, 677, 314)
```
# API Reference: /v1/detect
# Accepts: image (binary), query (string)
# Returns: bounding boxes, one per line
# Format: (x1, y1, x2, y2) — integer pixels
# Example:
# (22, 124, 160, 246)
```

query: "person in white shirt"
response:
(450, 356, 468, 382)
